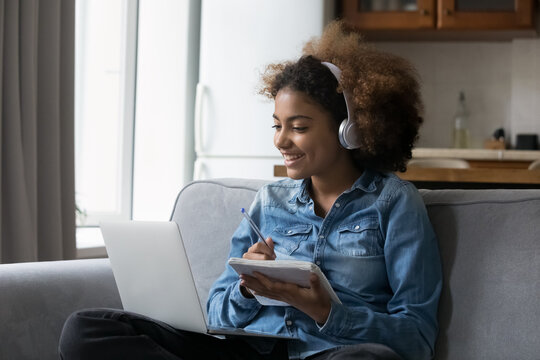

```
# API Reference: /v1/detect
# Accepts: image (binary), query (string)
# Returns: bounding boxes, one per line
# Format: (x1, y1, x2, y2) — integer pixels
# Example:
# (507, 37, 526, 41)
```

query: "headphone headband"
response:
(321, 62, 361, 150)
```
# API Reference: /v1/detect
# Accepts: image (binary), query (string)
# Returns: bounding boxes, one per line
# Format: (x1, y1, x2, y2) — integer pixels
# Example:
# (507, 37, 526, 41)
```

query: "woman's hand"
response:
(239, 237, 276, 298)
(242, 237, 276, 260)
(240, 272, 332, 325)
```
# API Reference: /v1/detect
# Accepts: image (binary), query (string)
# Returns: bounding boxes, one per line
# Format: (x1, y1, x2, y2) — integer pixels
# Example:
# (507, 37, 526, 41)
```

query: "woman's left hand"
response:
(239, 272, 331, 325)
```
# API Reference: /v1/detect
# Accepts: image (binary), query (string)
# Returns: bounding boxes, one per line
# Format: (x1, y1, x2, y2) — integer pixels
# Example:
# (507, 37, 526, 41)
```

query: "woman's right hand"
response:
(242, 237, 276, 260)
(239, 237, 275, 298)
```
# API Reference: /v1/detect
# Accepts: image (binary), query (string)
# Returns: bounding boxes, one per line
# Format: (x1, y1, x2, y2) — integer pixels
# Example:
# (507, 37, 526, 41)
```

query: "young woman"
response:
(59, 21, 441, 360)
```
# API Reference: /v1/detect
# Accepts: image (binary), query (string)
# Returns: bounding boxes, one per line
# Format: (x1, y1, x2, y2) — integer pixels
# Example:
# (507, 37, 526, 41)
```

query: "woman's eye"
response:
(271, 125, 281, 130)
(293, 127, 307, 132)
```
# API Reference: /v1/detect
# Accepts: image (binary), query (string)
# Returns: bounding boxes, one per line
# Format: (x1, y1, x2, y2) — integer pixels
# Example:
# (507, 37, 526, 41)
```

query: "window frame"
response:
(75, 0, 139, 252)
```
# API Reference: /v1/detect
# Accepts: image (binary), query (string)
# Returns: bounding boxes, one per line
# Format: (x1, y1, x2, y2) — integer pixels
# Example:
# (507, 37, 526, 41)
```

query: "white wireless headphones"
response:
(321, 62, 361, 150)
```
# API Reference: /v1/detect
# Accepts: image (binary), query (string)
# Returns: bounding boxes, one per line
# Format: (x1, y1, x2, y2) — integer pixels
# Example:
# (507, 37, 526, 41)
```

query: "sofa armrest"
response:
(0, 259, 121, 360)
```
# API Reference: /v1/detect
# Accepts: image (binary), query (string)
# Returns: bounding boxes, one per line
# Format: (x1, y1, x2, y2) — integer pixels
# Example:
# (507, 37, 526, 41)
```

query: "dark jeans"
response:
(58, 308, 403, 360)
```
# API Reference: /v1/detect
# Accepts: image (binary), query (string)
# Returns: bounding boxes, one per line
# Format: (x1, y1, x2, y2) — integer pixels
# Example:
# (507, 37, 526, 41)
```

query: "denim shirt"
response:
(207, 170, 442, 360)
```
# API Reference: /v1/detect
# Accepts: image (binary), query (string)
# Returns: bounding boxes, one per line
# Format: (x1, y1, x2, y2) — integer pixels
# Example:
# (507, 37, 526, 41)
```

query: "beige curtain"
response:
(0, 0, 76, 263)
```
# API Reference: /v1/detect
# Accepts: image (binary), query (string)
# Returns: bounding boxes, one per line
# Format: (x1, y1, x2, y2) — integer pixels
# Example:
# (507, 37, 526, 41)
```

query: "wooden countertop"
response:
(273, 148, 540, 187)
(273, 165, 540, 184)
(412, 148, 540, 161)
(399, 167, 540, 185)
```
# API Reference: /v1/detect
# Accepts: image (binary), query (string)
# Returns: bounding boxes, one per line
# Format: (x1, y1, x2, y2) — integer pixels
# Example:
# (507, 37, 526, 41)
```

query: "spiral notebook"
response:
(228, 257, 341, 306)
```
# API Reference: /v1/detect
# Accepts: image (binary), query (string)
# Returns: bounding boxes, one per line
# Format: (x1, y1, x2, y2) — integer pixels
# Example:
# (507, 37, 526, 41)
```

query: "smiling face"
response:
(273, 88, 355, 181)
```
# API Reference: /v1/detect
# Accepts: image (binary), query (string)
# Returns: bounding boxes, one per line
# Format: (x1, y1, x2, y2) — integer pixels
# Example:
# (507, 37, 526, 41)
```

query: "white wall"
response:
(511, 38, 540, 143)
(375, 39, 538, 149)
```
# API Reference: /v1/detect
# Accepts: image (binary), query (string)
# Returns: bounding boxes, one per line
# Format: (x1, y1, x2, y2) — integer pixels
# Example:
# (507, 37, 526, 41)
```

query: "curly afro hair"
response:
(259, 55, 348, 131)
(259, 20, 424, 173)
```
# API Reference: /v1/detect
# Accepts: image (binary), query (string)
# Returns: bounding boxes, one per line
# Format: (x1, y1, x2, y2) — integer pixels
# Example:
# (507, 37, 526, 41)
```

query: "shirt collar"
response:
(348, 169, 379, 194)
(288, 169, 379, 204)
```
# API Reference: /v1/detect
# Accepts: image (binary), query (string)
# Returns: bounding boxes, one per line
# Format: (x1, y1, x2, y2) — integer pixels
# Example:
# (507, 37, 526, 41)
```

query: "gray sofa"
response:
(1, 178, 539, 360)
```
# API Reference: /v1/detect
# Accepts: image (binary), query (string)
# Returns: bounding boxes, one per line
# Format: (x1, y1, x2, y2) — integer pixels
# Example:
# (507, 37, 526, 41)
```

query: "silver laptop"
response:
(100, 221, 294, 339)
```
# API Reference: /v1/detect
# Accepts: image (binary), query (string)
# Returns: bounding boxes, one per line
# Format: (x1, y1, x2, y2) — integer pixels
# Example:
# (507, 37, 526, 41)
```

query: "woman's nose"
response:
(274, 129, 290, 149)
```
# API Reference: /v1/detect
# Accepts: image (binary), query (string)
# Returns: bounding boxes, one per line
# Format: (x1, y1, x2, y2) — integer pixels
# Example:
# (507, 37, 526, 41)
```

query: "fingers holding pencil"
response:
(241, 208, 272, 249)
(243, 237, 276, 260)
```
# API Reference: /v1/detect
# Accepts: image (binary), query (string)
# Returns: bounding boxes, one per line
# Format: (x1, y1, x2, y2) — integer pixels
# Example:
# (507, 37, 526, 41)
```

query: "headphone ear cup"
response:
(338, 119, 349, 149)
(338, 118, 361, 150)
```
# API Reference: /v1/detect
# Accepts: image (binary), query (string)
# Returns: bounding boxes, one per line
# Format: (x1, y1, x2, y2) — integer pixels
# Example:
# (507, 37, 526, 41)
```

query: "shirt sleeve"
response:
(206, 190, 264, 329)
(317, 182, 442, 360)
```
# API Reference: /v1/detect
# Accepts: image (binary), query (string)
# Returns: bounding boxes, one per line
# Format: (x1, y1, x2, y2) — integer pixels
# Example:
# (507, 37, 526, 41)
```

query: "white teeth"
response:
(283, 154, 303, 161)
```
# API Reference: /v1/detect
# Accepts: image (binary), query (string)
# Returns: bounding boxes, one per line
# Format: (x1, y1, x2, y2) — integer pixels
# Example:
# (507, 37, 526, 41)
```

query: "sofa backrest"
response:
(421, 189, 540, 360)
(170, 179, 269, 310)
(171, 179, 540, 360)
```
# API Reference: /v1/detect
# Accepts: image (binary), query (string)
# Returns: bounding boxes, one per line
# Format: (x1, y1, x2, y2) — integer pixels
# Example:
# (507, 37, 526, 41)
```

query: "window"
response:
(75, 0, 138, 250)
(75, 0, 198, 255)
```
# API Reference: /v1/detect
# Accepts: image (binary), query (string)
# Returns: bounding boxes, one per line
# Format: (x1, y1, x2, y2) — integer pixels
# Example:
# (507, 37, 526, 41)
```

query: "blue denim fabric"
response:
(207, 170, 442, 360)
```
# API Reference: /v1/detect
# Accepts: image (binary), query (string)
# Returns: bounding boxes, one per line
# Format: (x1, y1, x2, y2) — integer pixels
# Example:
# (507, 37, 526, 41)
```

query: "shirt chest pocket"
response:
(337, 218, 383, 257)
(270, 224, 312, 255)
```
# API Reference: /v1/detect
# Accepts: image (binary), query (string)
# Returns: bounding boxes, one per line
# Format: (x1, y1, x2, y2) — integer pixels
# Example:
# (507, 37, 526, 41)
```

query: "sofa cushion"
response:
(0, 258, 121, 360)
(421, 189, 540, 360)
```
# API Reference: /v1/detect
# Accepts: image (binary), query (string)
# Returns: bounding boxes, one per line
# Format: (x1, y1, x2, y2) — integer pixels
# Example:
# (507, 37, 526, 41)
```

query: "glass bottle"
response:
(453, 91, 470, 148)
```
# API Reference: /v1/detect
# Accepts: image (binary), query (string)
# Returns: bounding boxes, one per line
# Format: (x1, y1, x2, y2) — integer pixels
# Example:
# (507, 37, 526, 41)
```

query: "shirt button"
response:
(309, 205, 313, 210)
(335, 203, 341, 208)
(316, 260, 321, 266)
(287, 230, 293, 234)
(319, 235, 324, 239)
(286, 320, 293, 326)
(354, 225, 360, 230)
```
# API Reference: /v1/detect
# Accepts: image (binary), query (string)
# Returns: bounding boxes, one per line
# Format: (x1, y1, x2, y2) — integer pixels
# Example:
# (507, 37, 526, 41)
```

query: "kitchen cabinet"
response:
(341, 0, 435, 30)
(340, 0, 536, 39)
(437, 0, 534, 29)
